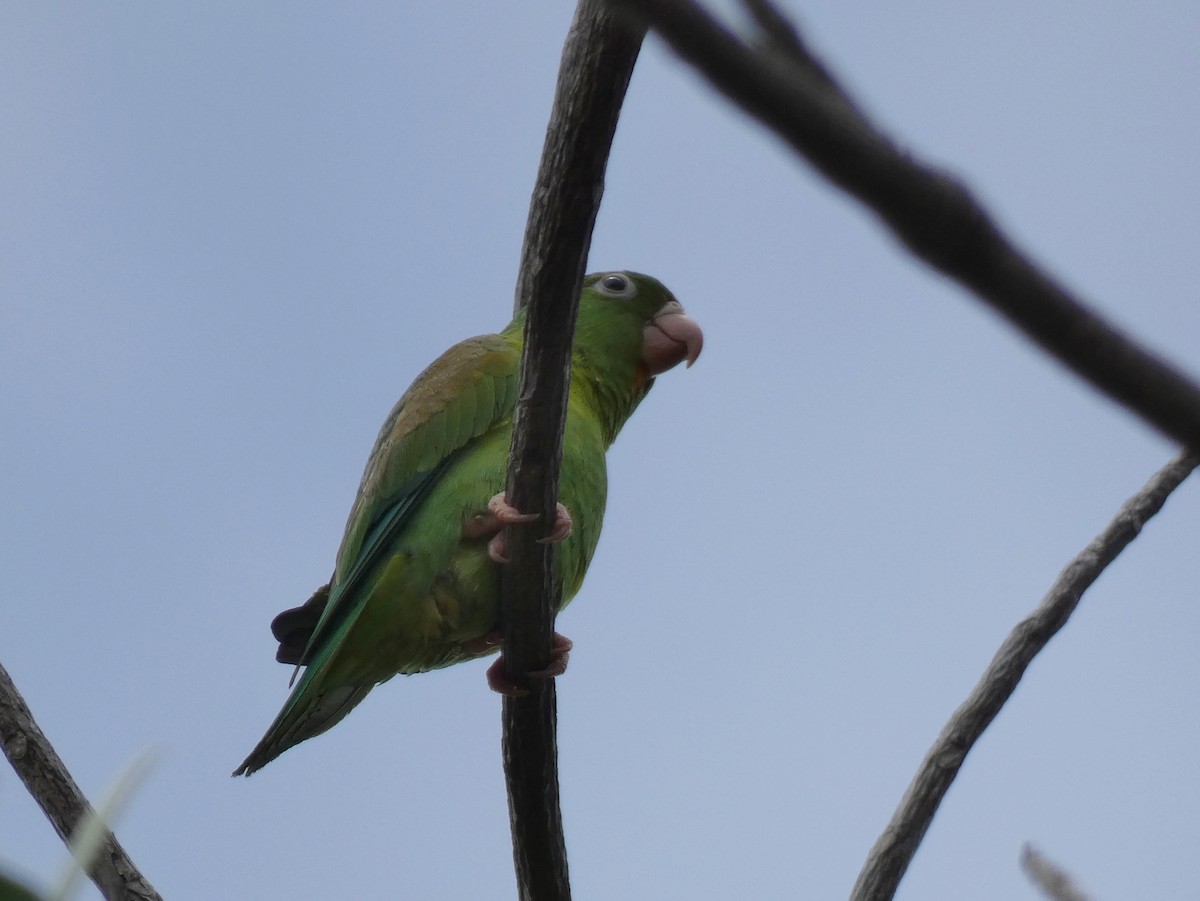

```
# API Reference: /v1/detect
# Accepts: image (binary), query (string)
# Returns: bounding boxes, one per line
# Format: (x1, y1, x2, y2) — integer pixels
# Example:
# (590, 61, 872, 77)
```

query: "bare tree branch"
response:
(0, 662, 162, 901)
(499, 2, 643, 899)
(849, 450, 1198, 901)
(612, 0, 1200, 449)
(1021, 844, 1094, 901)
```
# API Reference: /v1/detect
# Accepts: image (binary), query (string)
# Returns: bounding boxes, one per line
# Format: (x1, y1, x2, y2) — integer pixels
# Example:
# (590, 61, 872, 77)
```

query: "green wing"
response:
(303, 333, 521, 660)
(234, 332, 520, 775)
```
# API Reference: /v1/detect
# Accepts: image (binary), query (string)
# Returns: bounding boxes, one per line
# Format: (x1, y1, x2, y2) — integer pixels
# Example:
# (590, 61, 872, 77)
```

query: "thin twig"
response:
(0, 662, 162, 901)
(849, 450, 1198, 901)
(613, 0, 1200, 449)
(1021, 844, 1094, 901)
(499, 2, 644, 900)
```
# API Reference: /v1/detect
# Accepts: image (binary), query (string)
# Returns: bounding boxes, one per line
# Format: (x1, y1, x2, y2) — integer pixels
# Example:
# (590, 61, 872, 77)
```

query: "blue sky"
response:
(3, 3, 1199, 899)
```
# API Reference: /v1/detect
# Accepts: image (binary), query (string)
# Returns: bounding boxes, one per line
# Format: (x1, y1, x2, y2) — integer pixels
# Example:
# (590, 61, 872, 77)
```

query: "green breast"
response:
(322, 404, 608, 683)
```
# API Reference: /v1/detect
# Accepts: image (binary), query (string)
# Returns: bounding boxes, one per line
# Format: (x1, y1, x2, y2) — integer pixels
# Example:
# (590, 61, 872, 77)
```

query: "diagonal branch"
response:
(499, 3, 643, 900)
(0, 662, 162, 901)
(849, 450, 1199, 901)
(613, 0, 1200, 449)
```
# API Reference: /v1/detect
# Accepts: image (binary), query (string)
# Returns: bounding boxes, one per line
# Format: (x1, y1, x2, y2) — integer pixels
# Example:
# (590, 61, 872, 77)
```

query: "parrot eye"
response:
(596, 273, 637, 299)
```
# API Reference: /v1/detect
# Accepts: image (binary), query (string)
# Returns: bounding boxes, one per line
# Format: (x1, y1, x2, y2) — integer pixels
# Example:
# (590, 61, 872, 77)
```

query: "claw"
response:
(469, 494, 573, 563)
(485, 633, 574, 697)
(486, 533, 510, 564)
(486, 493, 540, 524)
(536, 503, 573, 544)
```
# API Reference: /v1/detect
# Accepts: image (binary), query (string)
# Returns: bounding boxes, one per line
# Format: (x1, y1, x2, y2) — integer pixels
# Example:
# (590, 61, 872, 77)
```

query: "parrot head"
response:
(575, 270, 702, 371)
(569, 270, 703, 443)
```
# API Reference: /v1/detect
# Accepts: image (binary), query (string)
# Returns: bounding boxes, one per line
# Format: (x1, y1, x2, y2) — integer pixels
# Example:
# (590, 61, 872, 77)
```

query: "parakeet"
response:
(234, 271, 702, 775)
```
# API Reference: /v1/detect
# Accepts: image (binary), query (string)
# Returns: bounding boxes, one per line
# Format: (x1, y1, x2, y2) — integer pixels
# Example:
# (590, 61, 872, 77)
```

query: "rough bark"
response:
(0, 662, 162, 901)
(499, 3, 644, 900)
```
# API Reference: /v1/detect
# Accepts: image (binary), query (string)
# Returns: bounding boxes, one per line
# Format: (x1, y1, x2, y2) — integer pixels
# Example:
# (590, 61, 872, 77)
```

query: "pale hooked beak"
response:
(640, 300, 704, 375)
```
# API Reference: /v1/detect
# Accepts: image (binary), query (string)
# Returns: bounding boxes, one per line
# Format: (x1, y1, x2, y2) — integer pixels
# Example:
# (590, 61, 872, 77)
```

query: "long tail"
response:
(233, 671, 374, 776)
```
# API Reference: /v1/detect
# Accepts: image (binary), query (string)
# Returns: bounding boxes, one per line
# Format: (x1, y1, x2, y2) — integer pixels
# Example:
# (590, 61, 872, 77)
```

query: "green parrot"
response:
(234, 271, 703, 775)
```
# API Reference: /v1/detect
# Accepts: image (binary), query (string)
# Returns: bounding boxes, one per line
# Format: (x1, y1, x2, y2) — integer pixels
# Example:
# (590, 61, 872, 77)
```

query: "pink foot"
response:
(462, 493, 573, 563)
(485, 633, 574, 697)
(535, 502, 573, 546)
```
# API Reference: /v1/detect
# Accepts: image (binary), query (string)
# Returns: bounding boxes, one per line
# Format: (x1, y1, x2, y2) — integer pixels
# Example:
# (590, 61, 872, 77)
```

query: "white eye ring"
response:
(596, 273, 637, 299)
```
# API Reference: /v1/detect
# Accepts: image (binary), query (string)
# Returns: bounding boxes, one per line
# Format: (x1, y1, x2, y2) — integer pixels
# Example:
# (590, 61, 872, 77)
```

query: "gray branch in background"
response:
(3, 5, 1192, 901)
(1021, 845, 1094, 901)
(0, 662, 162, 901)
(614, 0, 1200, 450)
(596, 2, 1200, 897)
(499, 2, 644, 900)
(849, 450, 1198, 901)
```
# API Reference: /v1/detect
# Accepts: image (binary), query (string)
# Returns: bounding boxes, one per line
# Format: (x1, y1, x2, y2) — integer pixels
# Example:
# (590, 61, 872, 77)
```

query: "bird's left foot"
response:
(462, 493, 573, 563)
(483, 632, 574, 697)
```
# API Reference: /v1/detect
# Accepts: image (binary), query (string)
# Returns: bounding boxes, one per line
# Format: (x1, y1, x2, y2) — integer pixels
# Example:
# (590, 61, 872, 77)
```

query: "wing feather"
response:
(300, 333, 520, 673)
(234, 333, 522, 774)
